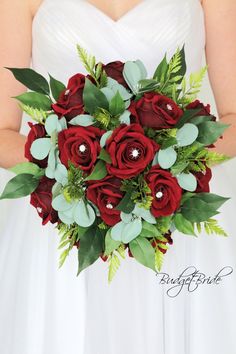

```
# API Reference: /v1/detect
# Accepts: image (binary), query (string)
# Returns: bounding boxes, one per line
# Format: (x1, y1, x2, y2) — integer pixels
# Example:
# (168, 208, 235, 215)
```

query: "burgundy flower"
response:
(194, 166, 212, 193)
(129, 92, 183, 129)
(101, 61, 129, 89)
(51, 73, 85, 120)
(145, 166, 182, 217)
(30, 176, 58, 225)
(58, 126, 104, 173)
(106, 123, 159, 179)
(86, 176, 124, 226)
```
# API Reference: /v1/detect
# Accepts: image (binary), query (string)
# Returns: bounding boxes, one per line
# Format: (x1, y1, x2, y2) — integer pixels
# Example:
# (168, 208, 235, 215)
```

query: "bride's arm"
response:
(0, 0, 38, 169)
(202, 0, 236, 158)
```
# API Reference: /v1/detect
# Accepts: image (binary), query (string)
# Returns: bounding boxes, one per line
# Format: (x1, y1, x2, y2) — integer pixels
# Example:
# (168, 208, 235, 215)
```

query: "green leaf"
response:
(49, 74, 66, 101)
(170, 45, 187, 81)
(173, 213, 196, 236)
(121, 218, 142, 243)
(176, 123, 199, 147)
(161, 137, 178, 149)
(109, 90, 125, 116)
(0, 173, 40, 199)
(13, 92, 52, 110)
(197, 121, 230, 145)
(158, 147, 177, 169)
(193, 193, 230, 210)
(155, 248, 165, 272)
(9, 162, 43, 176)
(177, 173, 197, 192)
(116, 190, 135, 213)
(153, 53, 169, 81)
(129, 237, 156, 272)
(98, 148, 112, 163)
(85, 160, 107, 181)
(139, 221, 161, 238)
(77, 226, 104, 275)
(176, 109, 202, 128)
(100, 130, 113, 148)
(189, 115, 213, 125)
(83, 78, 109, 115)
(181, 198, 219, 222)
(6, 67, 50, 95)
(108, 253, 121, 283)
(104, 229, 121, 256)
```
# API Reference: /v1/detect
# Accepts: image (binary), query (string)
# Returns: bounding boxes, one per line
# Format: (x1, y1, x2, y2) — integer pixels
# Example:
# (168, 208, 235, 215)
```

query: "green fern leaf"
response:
(108, 253, 121, 283)
(155, 248, 165, 272)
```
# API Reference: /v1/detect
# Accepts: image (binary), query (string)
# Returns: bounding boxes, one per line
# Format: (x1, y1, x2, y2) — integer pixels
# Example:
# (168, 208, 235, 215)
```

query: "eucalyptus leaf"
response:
(45, 114, 61, 135)
(30, 138, 51, 160)
(52, 194, 73, 212)
(73, 199, 95, 227)
(54, 164, 68, 186)
(100, 130, 113, 148)
(69, 114, 95, 127)
(119, 110, 131, 125)
(177, 173, 197, 192)
(120, 212, 133, 224)
(176, 123, 199, 147)
(110, 221, 126, 242)
(123, 61, 142, 94)
(158, 147, 177, 169)
(104, 228, 121, 256)
(121, 218, 142, 243)
(58, 209, 75, 225)
(133, 205, 156, 224)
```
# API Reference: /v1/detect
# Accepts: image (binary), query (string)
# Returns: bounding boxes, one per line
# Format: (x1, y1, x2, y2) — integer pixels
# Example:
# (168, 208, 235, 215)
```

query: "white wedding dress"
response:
(1, 0, 236, 353)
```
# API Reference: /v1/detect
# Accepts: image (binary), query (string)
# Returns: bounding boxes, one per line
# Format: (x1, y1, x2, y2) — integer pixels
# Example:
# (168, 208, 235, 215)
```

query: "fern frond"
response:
(155, 248, 165, 272)
(116, 243, 126, 259)
(108, 253, 121, 283)
(20, 103, 49, 123)
(203, 218, 228, 237)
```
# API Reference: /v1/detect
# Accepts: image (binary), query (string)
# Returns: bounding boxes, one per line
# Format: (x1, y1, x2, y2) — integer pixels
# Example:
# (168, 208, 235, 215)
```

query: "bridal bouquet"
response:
(0, 45, 230, 282)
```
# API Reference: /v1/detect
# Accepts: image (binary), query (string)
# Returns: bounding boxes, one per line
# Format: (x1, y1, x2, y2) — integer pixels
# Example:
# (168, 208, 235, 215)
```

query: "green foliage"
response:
(83, 78, 109, 115)
(155, 216, 173, 235)
(104, 228, 121, 256)
(49, 75, 66, 101)
(178, 66, 208, 106)
(120, 175, 153, 210)
(155, 247, 165, 272)
(85, 160, 107, 181)
(62, 161, 85, 201)
(108, 253, 121, 283)
(57, 223, 80, 268)
(5, 67, 50, 95)
(173, 213, 196, 236)
(196, 218, 228, 237)
(76, 44, 107, 87)
(14, 92, 52, 111)
(0, 173, 40, 200)
(129, 236, 156, 272)
(20, 104, 50, 124)
(93, 108, 111, 129)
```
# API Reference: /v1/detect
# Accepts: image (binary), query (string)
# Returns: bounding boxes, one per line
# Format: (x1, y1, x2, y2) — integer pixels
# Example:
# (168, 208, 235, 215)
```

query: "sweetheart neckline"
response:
(84, 0, 147, 24)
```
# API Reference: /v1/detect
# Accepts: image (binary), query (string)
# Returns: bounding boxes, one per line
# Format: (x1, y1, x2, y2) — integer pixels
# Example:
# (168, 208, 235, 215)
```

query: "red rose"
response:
(86, 176, 123, 226)
(24, 122, 47, 168)
(186, 99, 216, 121)
(101, 61, 129, 89)
(145, 166, 182, 217)
(51, 74, 85, 120)
(129, 92, 183, 129)
(194, 166, 212, 193)
(58, 126, 104, 173)
(106, 123, 159, 179)
(30, 176, 58, 225)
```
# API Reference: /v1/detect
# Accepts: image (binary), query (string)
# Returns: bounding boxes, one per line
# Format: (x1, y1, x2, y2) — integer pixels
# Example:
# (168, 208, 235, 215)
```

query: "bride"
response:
(0, 0, 236, 353)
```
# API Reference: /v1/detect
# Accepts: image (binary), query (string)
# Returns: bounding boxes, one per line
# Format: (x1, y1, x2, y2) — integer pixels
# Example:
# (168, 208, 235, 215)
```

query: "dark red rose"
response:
(129, 92, 183, 129)
(186, 99, 216, 121)
(30, 176, 58, 225)
(106, 123, 159, 179)
(24, 122, 47, 168)
(51, 74, 85, 120)
(86, 176, 123, 226)
(58, 126, 104, 173)
(101, 61, 129, 89)
(145, 166, 182, 217)
(194, 166, 212, 193)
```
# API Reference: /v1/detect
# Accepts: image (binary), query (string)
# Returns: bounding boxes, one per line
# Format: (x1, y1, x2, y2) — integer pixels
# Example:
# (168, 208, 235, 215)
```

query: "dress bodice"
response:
(31, 0, 205, 82)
